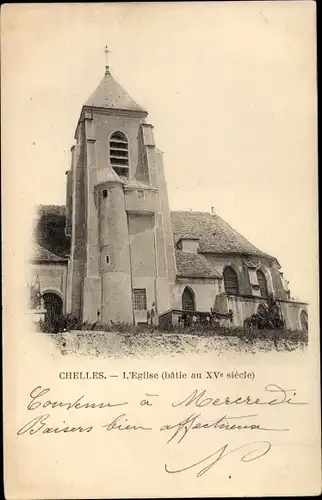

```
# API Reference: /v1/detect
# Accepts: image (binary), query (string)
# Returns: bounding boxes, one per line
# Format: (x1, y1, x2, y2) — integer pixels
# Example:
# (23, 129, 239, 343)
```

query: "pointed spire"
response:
(84, 52, 147, 113)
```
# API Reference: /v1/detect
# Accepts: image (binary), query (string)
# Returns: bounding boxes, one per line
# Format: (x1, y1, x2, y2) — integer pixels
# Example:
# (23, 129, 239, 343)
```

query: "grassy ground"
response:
(49, 327, 308, 358)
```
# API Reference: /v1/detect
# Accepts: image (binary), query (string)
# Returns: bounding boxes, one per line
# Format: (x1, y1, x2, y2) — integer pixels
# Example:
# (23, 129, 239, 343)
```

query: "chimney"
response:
(211, 206, 216, 215)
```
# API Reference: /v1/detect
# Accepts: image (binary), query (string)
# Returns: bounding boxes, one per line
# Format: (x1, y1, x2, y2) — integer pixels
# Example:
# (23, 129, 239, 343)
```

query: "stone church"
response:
(30, 60, 308, 331)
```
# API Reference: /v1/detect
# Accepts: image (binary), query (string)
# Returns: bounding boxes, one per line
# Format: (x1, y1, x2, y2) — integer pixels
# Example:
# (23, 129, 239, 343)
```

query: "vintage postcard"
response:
(2, 2, 320, 498)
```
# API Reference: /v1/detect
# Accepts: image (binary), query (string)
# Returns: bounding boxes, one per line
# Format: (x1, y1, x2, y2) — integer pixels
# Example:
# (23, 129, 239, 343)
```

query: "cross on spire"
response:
(104, 46, 111, 73)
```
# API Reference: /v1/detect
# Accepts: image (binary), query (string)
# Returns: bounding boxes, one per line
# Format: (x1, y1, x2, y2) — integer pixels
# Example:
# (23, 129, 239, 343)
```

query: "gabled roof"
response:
(175, 251, 222, 279)
(179, 233, 199, 241)
(171, 211, 273, 258)
(84, 68, 146, 113)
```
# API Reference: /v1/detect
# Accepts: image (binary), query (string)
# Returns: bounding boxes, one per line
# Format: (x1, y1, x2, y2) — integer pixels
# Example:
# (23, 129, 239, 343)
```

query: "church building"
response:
(31, 58, 308, 331)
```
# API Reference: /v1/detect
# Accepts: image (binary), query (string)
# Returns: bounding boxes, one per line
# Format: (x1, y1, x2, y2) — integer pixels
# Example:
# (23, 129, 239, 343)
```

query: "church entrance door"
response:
(43, 292, 63, 332)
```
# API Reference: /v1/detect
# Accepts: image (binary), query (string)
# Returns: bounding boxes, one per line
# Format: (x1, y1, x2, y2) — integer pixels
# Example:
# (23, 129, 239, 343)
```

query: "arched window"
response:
(300, 310, 308, 332)
(109, 131, 129, 177)
(182, 287, 195, 311)
(257, 269, 268, 297)
(223, 267, 239, 295)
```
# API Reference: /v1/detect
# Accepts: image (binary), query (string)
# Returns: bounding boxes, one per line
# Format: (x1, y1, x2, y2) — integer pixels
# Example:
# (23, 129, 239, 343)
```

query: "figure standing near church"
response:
(29, 274, 42, 310)
(150, 302, 157, 327)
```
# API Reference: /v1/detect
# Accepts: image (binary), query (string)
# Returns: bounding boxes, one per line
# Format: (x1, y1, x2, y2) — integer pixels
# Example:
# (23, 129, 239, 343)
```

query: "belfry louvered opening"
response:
(109, 131, 129, 177)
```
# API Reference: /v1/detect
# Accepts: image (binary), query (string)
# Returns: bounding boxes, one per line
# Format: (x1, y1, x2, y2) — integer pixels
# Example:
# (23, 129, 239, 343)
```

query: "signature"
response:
(165, 440, 272, 477)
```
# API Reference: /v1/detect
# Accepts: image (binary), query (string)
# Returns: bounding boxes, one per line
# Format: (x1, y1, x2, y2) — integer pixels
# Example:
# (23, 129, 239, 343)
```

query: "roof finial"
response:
(104, 45, 111, 74)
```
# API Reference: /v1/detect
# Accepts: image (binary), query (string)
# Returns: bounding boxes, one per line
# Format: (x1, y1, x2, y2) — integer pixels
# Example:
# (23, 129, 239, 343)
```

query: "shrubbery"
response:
(37, 313, 82, 333)
(37, 314, 308, 346)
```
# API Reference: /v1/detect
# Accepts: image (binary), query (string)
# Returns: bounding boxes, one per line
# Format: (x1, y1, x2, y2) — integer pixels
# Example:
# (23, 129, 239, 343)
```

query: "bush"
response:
(37, 314, 308, 350)
(38, 313, 82, 333)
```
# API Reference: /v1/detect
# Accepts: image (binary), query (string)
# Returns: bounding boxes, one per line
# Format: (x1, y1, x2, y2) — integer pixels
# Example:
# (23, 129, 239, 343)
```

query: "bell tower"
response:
(65, 50, 176, 325)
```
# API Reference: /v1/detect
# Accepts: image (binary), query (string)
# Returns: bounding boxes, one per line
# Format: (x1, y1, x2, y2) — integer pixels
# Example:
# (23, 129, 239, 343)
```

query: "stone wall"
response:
(278, 300, 308, 331)
(172, 278, 221, 312)
(128, 214, 156, 277)
(216, 292, 309, 331)
(205, 253, 289, 300)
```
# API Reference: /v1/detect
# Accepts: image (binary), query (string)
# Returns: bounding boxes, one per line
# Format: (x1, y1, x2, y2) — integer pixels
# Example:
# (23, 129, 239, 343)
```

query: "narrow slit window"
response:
(106, 256, 109, 264)
(102, 189, 108, 199)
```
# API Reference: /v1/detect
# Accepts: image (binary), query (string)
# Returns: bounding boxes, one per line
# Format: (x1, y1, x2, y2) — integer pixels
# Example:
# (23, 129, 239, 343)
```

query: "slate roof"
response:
(84, 68, 146, 113)
(171, 211, 272, 258)
(32, 206, 274, 267)
(175, 251, 222, 279)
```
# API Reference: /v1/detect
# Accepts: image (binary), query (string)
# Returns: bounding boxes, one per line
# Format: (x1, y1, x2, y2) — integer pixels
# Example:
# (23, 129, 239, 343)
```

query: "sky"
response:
(2, 2, 317, 301)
